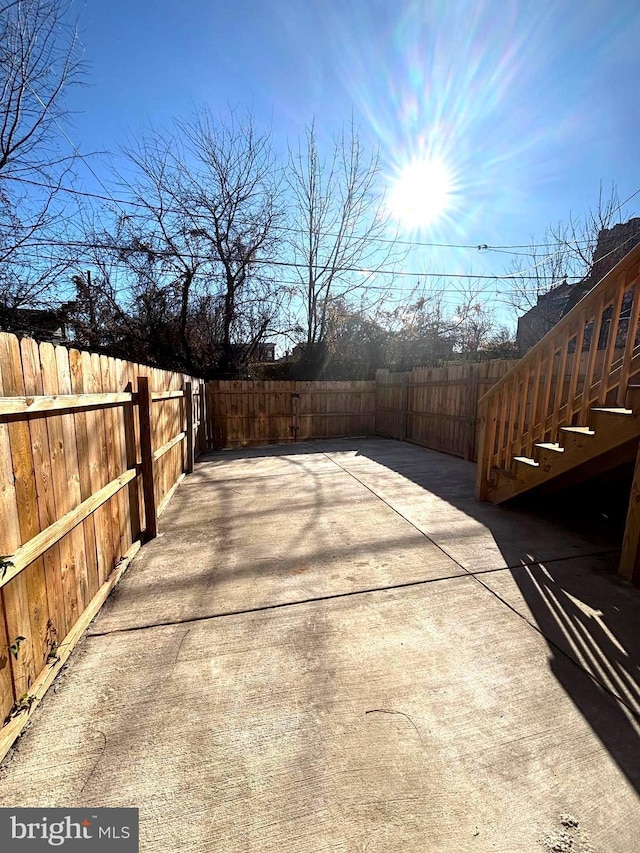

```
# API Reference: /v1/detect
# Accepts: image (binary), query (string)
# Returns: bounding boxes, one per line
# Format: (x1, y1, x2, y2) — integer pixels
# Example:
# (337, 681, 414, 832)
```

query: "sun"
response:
(387, 156, 454, 230)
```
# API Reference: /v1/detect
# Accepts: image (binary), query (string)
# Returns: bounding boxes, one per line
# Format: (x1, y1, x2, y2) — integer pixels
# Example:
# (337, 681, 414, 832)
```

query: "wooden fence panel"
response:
(0, 334, 41, 699)
(20, 338, 66, 662)
(69, 350, 100, 601)
(407, 365, 468, 457)
(374, 372, 406, 440)
(205, 380, 377, 449)
(206, 369, 513, 455)
(57, 346, 92, 612)
(97, 354, 122, 576)
(374, 361, 516, 460)
(87, 351, 114, 584)
(0, 332, 202, 759)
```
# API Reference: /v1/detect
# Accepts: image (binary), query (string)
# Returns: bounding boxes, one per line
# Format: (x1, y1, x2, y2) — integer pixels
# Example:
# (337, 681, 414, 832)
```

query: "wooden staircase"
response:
(476, 242, 640, 583)
(487, 403, 640, 504)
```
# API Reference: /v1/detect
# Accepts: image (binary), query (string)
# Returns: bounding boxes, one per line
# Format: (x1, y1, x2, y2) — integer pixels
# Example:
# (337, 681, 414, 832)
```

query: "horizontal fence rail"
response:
(0, 332, 204, 759)
(476, 241, 640, 499)
(0, 392, 135, 415)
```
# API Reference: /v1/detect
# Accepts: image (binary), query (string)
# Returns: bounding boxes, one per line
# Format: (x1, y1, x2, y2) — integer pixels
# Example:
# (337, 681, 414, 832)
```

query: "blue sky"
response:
(62, 0, 640, 325)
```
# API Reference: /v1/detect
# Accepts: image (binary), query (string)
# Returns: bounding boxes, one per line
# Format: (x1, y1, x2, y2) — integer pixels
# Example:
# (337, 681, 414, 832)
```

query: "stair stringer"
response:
(486, 407, 640, 504)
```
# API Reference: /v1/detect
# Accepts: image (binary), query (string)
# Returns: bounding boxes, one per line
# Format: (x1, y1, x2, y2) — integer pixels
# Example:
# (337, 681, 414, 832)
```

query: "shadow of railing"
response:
(510, 560, 640, 786)
(347, 438, 640, 794)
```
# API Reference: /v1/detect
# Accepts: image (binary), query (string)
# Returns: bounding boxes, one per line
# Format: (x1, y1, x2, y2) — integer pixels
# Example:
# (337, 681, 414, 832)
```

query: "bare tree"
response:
(286, 119, 400, 374)
(0, 0, 84, 313)
(0, 180, 73, 314)
(178, 109, 284, 374)
(505, 183, 623, 320)
(376, 276, 503, 366)
(0, 0, 82, 178)
(89, 108, 284, 375)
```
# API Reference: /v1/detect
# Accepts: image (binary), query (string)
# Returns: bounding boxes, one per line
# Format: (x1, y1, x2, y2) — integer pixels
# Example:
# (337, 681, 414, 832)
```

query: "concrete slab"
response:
(91, 443, 462, 634)
(479, 552, 640, 717)
(1, 439, 638, 853)
(322, 440, 618, 572)
(2, 578, 639, 852)
(189, 444, 345, 483)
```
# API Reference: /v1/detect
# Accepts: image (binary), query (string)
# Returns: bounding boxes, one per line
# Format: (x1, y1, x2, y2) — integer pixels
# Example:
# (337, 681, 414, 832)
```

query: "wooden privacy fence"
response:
(205, 380, 376, 449)
(376, 361, 517, 460)
(0, 341, 514, 757)
(0, 332, 204, 759)
(476, 241, 640, 499)
(203, 370, 515, 456)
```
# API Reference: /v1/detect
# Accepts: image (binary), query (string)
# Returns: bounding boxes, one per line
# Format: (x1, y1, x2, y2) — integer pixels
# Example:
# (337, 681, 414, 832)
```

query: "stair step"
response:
(560, 426, 595, 435)
(513, 455, 539, 467)
(559, 425, 595, 450)
(487, 387, 640, 504)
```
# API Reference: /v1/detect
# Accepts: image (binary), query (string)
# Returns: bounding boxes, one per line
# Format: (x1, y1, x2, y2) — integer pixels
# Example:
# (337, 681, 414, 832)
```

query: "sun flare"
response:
(387, 156, 454, 230)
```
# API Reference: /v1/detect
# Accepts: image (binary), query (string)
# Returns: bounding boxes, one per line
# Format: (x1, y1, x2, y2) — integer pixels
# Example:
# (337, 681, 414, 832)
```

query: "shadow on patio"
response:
(343, 439, 640, 796)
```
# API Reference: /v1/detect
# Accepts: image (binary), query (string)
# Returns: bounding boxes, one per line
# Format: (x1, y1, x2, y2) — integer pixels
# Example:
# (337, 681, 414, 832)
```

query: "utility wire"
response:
(6, 110, 640, 290)
(611, 186, 640, 216)
(7, 88, 640, 271)
(25, 84, 134, 223)
(10, 217, 640, 307)
(0, 237, 586, 281)
(7, 172, 628, 254)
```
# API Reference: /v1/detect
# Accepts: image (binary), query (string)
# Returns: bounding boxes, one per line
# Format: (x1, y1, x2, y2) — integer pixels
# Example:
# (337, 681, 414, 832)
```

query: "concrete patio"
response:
(1, 438, 639, 852)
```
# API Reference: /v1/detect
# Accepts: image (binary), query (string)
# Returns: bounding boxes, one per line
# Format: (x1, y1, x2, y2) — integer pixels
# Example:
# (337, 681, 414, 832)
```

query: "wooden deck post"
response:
(619, 438, 640, 584)
(185, 381, 194, 474)
(475, 398, 490, 501)
(137, 376, 157, 540)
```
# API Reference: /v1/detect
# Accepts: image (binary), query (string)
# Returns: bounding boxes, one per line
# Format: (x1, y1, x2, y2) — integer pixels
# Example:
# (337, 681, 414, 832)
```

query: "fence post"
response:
(465, 363, 480, 461)
(137, 376, 157, 540)
(198, 382, 208, 455)
(620, 438, 640, 584)
(400, 374, 409, 441)
(185, 381, 194, 475)
(123, 382, 142, 543)
(475, 395, 496, 501)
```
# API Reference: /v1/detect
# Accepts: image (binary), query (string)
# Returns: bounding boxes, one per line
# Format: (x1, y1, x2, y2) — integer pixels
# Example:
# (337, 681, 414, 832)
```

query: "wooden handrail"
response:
(479, 241, 640, 404)
(477, 241, 640, 498)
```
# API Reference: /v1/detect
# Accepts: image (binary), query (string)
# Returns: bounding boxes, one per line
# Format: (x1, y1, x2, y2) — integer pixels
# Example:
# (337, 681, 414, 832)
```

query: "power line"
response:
(6, 158, 639, 291)
(5, 236, 587, 281)
(10, 197, 640, 298)
(611, 186, 640, 216)
(5, 173, 620, 254)
(26, 84, 133, 223)
(16, 251, 511, 297)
